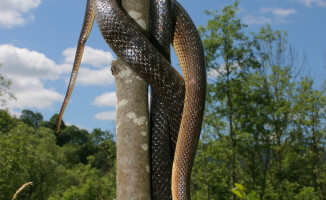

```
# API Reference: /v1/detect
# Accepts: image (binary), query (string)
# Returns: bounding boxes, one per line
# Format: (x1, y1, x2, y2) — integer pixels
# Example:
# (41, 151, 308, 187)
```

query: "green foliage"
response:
(90, 129, 116, 173)
(295, 187, 319, 200)
(19, 109, 43, 129)
(48, 163, 116, 200)
(194, 1, 261, 199)
(0, 123, 62, 199)
(232, 183, 259, 200)
(0, 109, 17, 133)
(0, 63, 15, 107)
(41, 113, 66, 131)
(192, 1, 325, 200)
(0, 110, 116, 199)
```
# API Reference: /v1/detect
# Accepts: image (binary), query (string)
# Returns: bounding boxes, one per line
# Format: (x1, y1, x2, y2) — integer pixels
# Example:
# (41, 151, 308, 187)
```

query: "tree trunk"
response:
(260, 137, 270, 200)
(114, 0, 151, 199)
(312, 101, 324, 199)
(226, 62, 236, 200)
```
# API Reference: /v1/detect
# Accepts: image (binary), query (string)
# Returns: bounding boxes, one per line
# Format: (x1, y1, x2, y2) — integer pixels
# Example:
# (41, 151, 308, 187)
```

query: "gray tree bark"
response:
(113, 0, 151, 199)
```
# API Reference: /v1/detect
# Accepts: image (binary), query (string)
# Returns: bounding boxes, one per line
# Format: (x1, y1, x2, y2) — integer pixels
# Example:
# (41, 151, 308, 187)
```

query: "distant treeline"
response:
(0, 109, 116, 199)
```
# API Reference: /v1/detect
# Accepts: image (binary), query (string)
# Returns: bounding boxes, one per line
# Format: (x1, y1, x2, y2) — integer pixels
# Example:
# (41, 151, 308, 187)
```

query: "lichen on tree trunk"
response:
(113, 0, 151, 199)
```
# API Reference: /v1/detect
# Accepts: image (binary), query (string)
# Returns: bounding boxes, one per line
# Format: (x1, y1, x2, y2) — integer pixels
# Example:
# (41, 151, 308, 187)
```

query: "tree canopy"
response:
(0, 109, 116, 200)
(191, 2, 325, 199)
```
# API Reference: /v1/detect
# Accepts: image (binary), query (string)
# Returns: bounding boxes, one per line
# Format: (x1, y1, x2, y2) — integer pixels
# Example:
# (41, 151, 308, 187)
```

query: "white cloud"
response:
(94, 110, 116, 121)
(92, 92, 116, 107)
(0, 44, 116, 116)
(243, 7, 296, 25)
(0, 42, 120, 135)
(63, 46, 114, 68)
(0, 0, 41, 28)
(297, 0, 326, 7)
(260, 7, 297, 17)
(207, 63, 241, 79)
(243, 15, 273, 25)
(62, 46, 115, 86)
(11, 76, 46, 92)
(8, 109, 21, 117)
(207, 68, 222, 79)
(0, 44, 69, 80)
(0, 44, 68, 110)
(7, 89, 63, 109)
(78, 67, 114, 86)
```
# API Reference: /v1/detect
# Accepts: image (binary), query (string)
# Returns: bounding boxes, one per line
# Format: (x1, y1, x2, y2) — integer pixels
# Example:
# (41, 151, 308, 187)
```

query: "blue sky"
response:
(0, 0, 325, 132)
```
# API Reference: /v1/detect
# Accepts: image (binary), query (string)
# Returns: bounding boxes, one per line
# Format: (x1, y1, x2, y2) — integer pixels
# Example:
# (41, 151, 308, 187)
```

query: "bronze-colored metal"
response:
(57, 0, 206, 199)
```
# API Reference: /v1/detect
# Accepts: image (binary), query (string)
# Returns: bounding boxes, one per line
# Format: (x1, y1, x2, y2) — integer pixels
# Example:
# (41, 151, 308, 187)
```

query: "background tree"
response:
(292, 77, 326, 199)
(0, 63, 15, 108)
(0, 110, 117, 200)
(193, 2, 260, 199)
(192, 2, 325, 200)
(252, 25, 308, 199)
(19, 109, 43, 129)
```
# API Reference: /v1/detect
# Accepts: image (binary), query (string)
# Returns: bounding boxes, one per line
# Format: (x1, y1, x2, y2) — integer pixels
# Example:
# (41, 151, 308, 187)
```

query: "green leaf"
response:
(248, 191, 259, 200)
(234, 183, 244, 191)
(231, 189, 243, 198)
